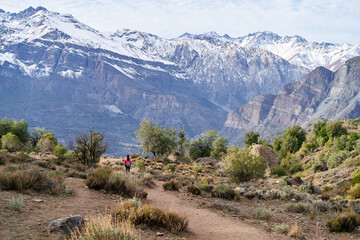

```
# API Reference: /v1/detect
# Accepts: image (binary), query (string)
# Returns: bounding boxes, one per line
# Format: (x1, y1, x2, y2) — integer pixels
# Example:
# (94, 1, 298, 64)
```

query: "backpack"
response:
(125, 161, 131, 167)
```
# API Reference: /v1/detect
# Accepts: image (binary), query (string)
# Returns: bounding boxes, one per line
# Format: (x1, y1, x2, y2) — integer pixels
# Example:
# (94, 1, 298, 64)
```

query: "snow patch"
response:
(104, 105, 126, 115)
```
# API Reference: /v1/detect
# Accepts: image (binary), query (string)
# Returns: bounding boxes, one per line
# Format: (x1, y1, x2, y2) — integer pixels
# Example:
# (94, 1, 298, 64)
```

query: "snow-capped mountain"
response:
(0, 6, 359, 153)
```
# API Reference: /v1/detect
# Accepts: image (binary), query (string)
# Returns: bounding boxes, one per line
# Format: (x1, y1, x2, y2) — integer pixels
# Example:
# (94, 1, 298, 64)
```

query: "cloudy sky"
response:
(1, 0, 359, 44)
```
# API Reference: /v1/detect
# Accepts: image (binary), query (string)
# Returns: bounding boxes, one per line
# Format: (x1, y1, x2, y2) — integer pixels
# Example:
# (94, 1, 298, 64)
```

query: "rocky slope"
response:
(0, 7, 359, 153)
(222, 56, 360, 144)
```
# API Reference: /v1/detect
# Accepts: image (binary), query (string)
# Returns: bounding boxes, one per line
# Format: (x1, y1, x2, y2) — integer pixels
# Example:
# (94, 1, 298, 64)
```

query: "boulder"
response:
(249, 144, 280, 176)
(49, 215, 84, 234)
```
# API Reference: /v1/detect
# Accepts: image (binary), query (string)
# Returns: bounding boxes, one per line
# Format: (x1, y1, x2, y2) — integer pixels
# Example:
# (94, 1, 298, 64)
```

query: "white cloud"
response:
(0, 0, 359, 44)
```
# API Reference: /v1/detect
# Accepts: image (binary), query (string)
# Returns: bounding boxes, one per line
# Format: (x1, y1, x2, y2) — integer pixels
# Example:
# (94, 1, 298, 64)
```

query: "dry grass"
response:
(288, 224, 301, 238)
(326, 211, 360, 232)
(250, 207, 273, 220)
(162, 179, 181, 191)
(112, 200, 188, 232)
(211, 184, 235, 200)
(0, 167, 71, 195)
(85, 167, 147, 199)
(71, 213, 138, 240)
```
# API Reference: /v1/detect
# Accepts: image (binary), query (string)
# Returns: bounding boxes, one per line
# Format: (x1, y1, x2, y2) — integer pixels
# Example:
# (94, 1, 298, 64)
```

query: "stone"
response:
(249, 144, 280, 176)
(156, 232, 164, 236)
(49, 215, 85, 234)
(32, 199, 43, 203)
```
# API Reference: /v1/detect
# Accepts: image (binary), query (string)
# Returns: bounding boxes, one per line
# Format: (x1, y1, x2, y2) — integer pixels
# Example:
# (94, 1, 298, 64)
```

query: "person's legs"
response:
(126, 166, 130, 173)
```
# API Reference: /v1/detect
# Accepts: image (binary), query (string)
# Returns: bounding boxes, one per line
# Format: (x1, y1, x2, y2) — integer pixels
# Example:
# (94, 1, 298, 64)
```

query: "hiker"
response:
(124, 155, 132, 173)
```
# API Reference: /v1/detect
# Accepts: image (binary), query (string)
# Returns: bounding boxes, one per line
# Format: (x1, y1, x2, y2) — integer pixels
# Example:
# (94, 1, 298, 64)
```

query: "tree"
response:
(326, 121, 348, 138)
(274, 125, 306, 159)
(54, 144, 67, 158)
(176, 129, 188, 156)
(135, 120, 176, 156)
(37, 133, 58, 153)
(188, 130, 218, 160)
(244, 130, 260, 147)
(10, 119, 29, 143)
(31, 127, 52, 145)
(224, 150, 266, 183)
(0, 117, 13, 137)
(75, 131, 108, 165)
(211, 136, 228, 160)
(1, 132, 23, 152)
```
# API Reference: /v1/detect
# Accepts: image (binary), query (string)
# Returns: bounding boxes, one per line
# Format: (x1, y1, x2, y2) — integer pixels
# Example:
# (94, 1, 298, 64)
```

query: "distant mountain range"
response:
(0, 7, 359, 154)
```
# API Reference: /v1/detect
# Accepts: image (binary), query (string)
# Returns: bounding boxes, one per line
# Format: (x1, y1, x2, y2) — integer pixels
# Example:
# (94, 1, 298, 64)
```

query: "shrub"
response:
(326, 121, 347, 138)
(288, 224, 301, 238)
(0, 149, 7, 165)
(211, 184, 235, 200)
(192, 163, 203, 173)
(85, 168, 147, 199)
(298, 182, 315, 194)
(75, 131, 108, 165)
(140, 173, 155, 187)
(0, 168, 69, 195)
(136, 160, 146, 173)
(326, 212, 360, 232)
(347, 183, 360, 199)
(270, 166, 287, 177)
(112, 200, 188, 232)
(327, 150, 351, 168)
(70, 213, 137, 240)
(163, 179, 180, 191)
(49, 170, 66, 183)
(244, 130, 260, 147)
(351, 169, 360, 185)
(54, 144, 67, 158)
(312, 200, 330, 212)
(251, 207, 273, 220)
(224, 150, 266, 183)
(37, 133, 58, 153)
(1, 133, 23, 152)
(8, 197, 23, 211)
(274, 223, 289, 234)
(187, 184, 201, 195)
(210, 136, 228, 160)
(64, 150, 77, 161)
(285, 203, 311, 214)
(163, 164, 176, 172)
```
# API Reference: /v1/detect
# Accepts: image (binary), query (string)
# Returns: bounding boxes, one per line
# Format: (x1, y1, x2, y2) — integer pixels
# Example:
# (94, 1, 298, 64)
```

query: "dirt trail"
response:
(146, 181, 281, 240)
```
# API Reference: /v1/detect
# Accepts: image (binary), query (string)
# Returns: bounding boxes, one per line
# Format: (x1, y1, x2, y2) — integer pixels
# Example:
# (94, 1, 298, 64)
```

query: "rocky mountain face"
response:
(0, 7, 359, 154)
(222, 57, 360, 144)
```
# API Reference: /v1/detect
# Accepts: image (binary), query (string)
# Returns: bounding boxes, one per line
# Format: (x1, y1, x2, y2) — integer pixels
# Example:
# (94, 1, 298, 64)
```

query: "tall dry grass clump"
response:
(112, 200, 188, 232)
(0, 167, 70, 195)
(70, 213, 138, 240)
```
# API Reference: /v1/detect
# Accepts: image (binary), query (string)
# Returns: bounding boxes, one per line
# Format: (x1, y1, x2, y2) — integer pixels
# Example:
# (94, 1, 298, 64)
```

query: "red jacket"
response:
(124, 158, 132, 167)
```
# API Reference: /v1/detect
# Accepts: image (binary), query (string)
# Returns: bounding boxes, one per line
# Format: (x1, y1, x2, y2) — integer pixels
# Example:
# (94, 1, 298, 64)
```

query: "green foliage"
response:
(75, 131, 108, 165)
(210, 136, 228, 160)
(270, 165, 287, 177)
(162, 179, 180, 191)
(351, 169, 360, 185)
(347, 183, 360, 199)
(136, 160, 146, 173)
(285, 203, 311, 214)
(327, 150, 351, 168)
(274, 125, 306, 159)
(54, 144, 67, 158)
(250, 208, 273, 220)
(163, 164, 176, 172)
(326, 121, 348, 138)
(0, 117, 13, 137)
(37, 133, 58, 153)
(327, 212, 360, 232)
(192, 163, 203, 173)
(298, 182, 315, 194)
(211, 184, 236, 200)
(244, 130, 260, 147)
(224, 150, 266, 183)
(176, 129, 188, 156)
(31, 127, 52, 145)
(188, 130, 218, 160)
(10, 119, 29, 143)
(187, 184, 201, 195)
(274, 223, 289, 234)
(8, 197, 23, 211)
(1, 133, 23, 152)
(135, 120, 176, 156)
(313, 120, 328, 141)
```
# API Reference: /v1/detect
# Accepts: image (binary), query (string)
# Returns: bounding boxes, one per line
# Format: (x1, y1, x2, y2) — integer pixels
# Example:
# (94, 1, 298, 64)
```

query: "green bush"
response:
(251, 207, 273, 220)
(270, 166, 287, 177)
(37, 133, 58, 153)
(273, 125, 306, 159)
(347, 183, 360, 199)
(75, 131, 108, 165)
(1, 133, 23, 152)
(224, 150, 266, 183)
(326, 121, 348, 138)
(298, 182, 315, 194)
(327, 150, 351, 168)
(244, 130, 260, 147)
(54, 144, 67, 158)
(192, 163, 203, 173)
(274, 223, 289, 234)
(163, 164, 176, 172)
(327, 212, 360, 232)
(187, 184, 201, 195)
(351, 169, 360, 185)
(136, 160, 146, 173)
(211, 184, 235, 200)
(162, 179, 180, 191)
(8, 197, 23, 211)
